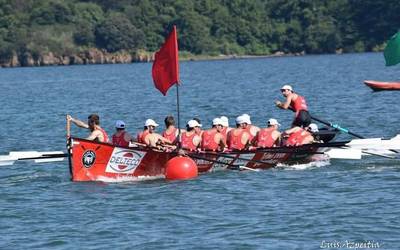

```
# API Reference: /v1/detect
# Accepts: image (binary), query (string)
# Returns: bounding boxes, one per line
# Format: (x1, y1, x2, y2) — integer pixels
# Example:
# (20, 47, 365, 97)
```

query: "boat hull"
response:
(68, 137, 323, 182)
(364, 80, 400, 91)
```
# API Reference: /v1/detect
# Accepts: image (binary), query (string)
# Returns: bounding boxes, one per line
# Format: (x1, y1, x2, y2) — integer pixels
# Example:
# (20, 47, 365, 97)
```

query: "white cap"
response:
(220, 116, 229, 127)
(281, 85, 293, 91)
(145, 119, 159, 127)
(241, 114, 252, 124)
(235, 115, 250, 125)
(212, 118, 223, 126)
(187, 120, 202, 128)
(308, 123, 319, 133)
(115, 120, 126, 129)
(267, 118, 280, 126)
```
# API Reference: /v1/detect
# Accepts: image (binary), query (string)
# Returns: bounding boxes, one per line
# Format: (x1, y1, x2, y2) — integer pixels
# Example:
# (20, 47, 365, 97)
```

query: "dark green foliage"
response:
(0, 0, 399, 60)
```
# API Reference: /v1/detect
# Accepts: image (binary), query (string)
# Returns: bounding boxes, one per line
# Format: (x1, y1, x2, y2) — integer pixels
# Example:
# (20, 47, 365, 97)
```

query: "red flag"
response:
(152, 25, 179, 96)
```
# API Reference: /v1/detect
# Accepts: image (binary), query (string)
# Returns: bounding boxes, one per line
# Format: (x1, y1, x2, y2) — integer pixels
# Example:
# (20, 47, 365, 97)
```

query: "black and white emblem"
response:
(82, 150, 96, 168)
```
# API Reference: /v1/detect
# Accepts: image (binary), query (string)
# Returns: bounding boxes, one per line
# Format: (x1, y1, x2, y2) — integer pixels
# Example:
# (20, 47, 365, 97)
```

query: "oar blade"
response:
(325, 148, 362, 159)
(0, 156, 17, 166)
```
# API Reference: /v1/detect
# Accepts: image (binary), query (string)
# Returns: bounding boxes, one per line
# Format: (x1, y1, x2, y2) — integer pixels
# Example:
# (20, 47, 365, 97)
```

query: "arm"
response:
(67, 115, 89, 129)
(86, 130, 103, 141)
(275, 94, 294, 110)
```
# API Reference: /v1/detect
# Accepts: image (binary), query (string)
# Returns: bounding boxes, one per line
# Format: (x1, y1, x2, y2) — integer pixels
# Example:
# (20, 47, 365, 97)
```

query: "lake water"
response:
(0, 53, 399, 249)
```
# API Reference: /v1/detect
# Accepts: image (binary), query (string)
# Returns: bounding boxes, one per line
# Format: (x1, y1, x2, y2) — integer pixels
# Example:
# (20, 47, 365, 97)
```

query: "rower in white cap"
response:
(219, 116, 232, 138)
(137, 119, 172, 148)
(253, 118, 282, 148)
(275, 84, 311, 128)
(226, 115, 251, 150)
(241, 113, 260, 141)
(181, 120, 202, 151)
(201, 118, 227, 151)
(111, 120, 135, 147)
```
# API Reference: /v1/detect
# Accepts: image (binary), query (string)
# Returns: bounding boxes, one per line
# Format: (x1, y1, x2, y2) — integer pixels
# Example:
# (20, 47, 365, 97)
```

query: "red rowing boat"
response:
(68, 137, 340, 182)
(364, 80, 400, 91)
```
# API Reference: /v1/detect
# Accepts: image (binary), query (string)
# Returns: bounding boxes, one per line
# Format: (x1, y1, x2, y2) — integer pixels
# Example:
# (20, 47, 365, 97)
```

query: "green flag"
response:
(384, 31, 400, 66)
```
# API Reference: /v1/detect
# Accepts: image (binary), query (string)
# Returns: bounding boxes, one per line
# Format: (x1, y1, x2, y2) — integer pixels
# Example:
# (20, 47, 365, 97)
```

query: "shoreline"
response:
(0, 49, 352, 68)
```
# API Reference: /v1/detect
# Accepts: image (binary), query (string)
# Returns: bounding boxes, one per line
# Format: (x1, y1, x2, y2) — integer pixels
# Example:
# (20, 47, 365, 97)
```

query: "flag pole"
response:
(176, 83, 182, 150)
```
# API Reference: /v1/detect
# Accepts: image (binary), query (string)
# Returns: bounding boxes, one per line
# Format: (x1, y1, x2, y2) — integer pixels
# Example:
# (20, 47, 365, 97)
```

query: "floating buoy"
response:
(165, 156, 198, 180)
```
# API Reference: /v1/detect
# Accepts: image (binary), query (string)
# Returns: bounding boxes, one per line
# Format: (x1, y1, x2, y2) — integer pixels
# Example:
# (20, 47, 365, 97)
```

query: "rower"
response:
(220, 116, 232, 138)
(227, 115, 251, 150)
(181, 120, 202, 151)
(111, 120, 135, 147)
(192, 117, 203, 136)
(138, 119, 172, 148)
(307, 123, 322, 143)
(67, 114, 109, 143)
(241, 113, 260, 141)
(201, 118, 227, 151)
(162, 115, 179, 143)
(253, 118, 281, 148)
(275, 85, 311, 128)
(282, 125, 314, 146)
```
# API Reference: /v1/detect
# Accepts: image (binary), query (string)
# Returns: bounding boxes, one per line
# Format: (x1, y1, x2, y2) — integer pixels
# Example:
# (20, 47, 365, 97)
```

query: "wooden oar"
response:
(188, 154, 260, 172)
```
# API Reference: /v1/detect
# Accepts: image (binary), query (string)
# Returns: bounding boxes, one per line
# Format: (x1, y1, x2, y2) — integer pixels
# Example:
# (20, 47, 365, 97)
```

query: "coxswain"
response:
(275, 85, 311, 128)
(282, 125, 314, 146)
(241, 113, 260, 142)
(67, 114, 109, 143)
(181, 120, 202, 151)
(137, 119, 171, 148)
(227, 115, 251, 150)
(201, 118, 227, 151)
(220, 116, 232, 138)
(162, 115, 179, 143)
(111, 120, 135, 147)
(253, 118, 281, 148)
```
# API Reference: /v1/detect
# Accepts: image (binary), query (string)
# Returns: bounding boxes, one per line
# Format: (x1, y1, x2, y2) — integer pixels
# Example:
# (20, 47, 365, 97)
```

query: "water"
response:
(1, 53, 399, 249)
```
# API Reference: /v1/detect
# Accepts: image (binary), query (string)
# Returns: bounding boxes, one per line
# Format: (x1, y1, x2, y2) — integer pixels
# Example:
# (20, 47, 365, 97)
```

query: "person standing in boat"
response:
(181, 120, 202, 151)
(67, 114, 109, 143)
(275, 85, 311, 128)
(227, 115, 251, 150)
(201, 118, 227, 151)
(111, 120, 135, 147)
(253, 118, 282, 148)
(137, 119, 172, 148)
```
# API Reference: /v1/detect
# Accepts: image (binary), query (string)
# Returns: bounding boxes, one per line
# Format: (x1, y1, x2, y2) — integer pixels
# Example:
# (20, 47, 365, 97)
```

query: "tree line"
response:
(0, 0, 399, 64)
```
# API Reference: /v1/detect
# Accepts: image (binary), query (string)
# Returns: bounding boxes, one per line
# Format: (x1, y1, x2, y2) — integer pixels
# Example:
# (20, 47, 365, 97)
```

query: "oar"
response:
(311, 115, 400, 155)
(0, 151, 67, 166)
(310, 115, 365, 139)
(187, 154, 260, 172)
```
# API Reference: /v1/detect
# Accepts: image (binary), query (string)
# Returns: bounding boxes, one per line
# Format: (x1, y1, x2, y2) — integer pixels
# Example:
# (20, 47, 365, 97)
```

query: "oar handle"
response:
(310, 115, 364, 139)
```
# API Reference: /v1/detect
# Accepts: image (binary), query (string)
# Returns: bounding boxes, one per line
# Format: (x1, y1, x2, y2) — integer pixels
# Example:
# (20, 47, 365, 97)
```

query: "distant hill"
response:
(0, 0, 399, 66)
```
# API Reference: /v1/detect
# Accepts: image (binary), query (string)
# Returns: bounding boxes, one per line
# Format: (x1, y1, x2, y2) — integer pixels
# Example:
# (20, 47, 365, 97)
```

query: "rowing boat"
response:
(67, 137, 347, 182)
(364, 80, 400, 91)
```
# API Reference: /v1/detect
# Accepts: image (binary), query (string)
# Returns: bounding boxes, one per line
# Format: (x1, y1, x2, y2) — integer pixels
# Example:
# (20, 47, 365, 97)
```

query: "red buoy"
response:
(165, 156, 198, 180)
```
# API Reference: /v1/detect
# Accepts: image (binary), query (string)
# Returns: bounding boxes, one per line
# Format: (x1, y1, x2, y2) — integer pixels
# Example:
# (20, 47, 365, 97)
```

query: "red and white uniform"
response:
(227, 129, 247, 150)
(162, 127, 177, 142)
(181, 132, 198, 151)
(97, 128, 109, 143)
(112, 131, 130, 147)
(137, 130, 150, 144)
(201, 130, 220, 151)
(255, 128, 276, 148)
(290, 95, 308, 117)
(284, 128, 310, 146)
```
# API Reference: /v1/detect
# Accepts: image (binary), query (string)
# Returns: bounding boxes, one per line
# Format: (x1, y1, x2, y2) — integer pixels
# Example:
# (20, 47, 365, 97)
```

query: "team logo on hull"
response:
(82, 150, 96, 168)
(105, 148, 146, 174)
